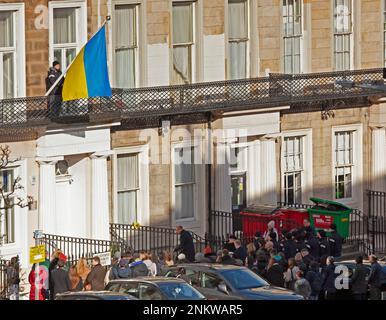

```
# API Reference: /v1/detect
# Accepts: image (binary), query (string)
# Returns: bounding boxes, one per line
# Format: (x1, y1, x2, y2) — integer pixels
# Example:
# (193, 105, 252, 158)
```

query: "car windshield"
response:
(157, 282, 205, 300)
(221, 269, 269, 290)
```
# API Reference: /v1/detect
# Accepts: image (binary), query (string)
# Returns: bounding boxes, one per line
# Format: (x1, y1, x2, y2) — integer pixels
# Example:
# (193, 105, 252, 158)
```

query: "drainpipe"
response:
(207, 112, 213, 241)
(97, 0, 101, 28)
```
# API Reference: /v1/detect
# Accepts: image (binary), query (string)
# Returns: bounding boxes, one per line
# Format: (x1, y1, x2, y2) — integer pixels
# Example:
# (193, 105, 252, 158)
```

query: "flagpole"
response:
(44, 16, 111, 97)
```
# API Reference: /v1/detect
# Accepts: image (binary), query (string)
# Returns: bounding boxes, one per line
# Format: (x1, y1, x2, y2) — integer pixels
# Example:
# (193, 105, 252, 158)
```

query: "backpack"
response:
(308, 271, 322, 293)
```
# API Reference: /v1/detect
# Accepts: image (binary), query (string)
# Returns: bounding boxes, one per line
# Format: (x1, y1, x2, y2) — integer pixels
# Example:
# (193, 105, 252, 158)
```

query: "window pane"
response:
(174, 147, 194, 184)
(229, 41, 247, 80)
(115, 48, 136, 88)
(173, 45, 192, 84)
(5, 205, 15, 244)
(54, 49, 62, 66)
(54, 8, 76, 44)
(117, 154, 139, 190)
(172, 3, 193, 44)
(66, 48, 76, 67)
(3, 52, 15, 99)
(0, 170, 14, 193)
(115, 5, 136, 48)
(0, 11, 14, 47)
(175, 184, 194, 219)
(228, 0, 248, 39)
(118, 190, 137, 224)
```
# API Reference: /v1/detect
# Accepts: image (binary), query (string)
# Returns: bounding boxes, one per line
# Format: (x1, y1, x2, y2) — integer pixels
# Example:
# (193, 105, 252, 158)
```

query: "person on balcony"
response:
(45, 61, 64, 119)
(174, 226, 195, 263)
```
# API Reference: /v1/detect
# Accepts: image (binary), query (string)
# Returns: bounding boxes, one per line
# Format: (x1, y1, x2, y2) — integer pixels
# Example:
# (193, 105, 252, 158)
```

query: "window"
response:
(172, 2, 194, 84)
(283, 136, 303, 204)
(334, 131, 353, 199)
(333, 0, 352, 71)
(201, 272, 222, 289)
(283, 0, 302, 74)
(0, 169, 15, 244)
(138, 284, 163, 300)
(50, 2, 86, 70)
(229, 146, 247, 212)
(0, 10, 15, 99)
(228, 0, 249, 79)
(174, 146, 195, 220)
(117, 153, 140, 224)
(114, 4, 138, 88)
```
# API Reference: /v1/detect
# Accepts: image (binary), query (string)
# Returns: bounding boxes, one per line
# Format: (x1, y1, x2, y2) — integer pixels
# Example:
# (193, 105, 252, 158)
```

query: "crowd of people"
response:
(197, 219, 384, 300)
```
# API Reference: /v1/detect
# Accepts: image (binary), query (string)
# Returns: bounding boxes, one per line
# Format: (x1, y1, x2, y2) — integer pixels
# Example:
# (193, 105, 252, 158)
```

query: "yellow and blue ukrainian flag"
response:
(62, 25, 112, 101)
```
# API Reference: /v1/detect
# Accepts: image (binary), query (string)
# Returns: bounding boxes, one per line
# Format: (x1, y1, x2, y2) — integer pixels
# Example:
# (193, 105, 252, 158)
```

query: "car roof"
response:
(56, 291, 129, 297)
(168, 263, 246, 271)
(109, 277, 188, 284)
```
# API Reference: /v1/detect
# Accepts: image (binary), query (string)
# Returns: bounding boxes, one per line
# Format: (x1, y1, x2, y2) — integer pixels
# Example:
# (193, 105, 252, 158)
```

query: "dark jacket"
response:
(223, 242, 236, 252)
(351, 264, 368, 294)
(266, 263, 285, 287)
(322, 263, 337, 293)
(46, 67, 64, 96)
(318, 238, 330, 258)
(328, 231, 343, 257)
(50, 268, 71, 298)
(175, 230, 195, 262)
(280, 239, 296, 260)
(84, 264, 106, 291)
(233, 246, 248, 265)
(130, 261, 149, 278)
(305, 268, 322, 296)
(302, 254, 315, 274)
(221, 254, 237, 265)
(368, 261, 382, 288)
(305, 236, 320, 260)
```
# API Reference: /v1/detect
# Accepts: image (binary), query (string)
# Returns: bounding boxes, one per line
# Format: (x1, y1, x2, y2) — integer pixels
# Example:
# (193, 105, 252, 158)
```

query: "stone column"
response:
(260, 138, 277, 205)
(372, 127, 386, 192)
(90, 151, 112, 240)
(36, 157, 63, 234)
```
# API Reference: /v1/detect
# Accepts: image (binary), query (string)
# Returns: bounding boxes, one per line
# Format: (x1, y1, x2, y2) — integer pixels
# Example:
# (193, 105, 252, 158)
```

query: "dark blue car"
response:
(164, 263, 304, 300)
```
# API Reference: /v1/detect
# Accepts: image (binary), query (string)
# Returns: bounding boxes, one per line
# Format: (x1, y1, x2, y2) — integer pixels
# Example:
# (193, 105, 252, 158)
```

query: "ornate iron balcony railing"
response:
(0, 68, 383, 129)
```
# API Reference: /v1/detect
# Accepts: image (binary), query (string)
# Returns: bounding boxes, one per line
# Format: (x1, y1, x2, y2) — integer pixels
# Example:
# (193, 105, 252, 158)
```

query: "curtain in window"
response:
(115, 5, 136, 88)
(0, 11, 13, 48)
(117, 154, 139, 224)
(5, 205, 15, 244)
(172, 4, 193, 84)
(228, 0, 247, 39)
(174, 147, 195, 220)
(54, 8, 76, 44)
(175, 184, 194, 219)
(229, 42, 246, 80)
(3, 52, 14, 99)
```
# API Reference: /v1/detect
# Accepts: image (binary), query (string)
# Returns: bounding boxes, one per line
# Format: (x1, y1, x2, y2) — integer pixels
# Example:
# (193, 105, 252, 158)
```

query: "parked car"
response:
(164, 263, 304, 300)
(105, 277, 206, 300)
(335, 260, 386, 300)
(55, 291, 137, 300)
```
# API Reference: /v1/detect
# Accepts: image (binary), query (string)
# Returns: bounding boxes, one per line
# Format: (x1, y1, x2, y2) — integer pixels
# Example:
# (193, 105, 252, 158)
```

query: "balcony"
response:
(0, 68, 383, 131)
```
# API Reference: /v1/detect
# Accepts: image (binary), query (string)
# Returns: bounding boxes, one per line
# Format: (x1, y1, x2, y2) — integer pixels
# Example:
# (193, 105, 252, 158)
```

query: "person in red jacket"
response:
(28, 263, 49, 300)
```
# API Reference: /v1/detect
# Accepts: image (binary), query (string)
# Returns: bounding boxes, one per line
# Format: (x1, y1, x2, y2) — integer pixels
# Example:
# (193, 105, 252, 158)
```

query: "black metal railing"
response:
(208, 209, 302, 250)
(0, 68, 383, 129)
(109, 223, 207, 256)
(368, 190, 386, 254)
(0, 259, 9, 300)
(38, 233, 123, 265)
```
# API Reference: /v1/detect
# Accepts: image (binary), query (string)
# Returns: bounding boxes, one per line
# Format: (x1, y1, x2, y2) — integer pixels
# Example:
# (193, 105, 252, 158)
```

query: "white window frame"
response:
(112, 1, 142, 88)
(281, 129, 313, 204)
(48, 0, 87, 70)
(383, 0, 386, 67)
(171, 140, 202, 223)
(171, 0, 198, 85)
(0, 159, 28, 267)
(0, 3, 25, 99)
(332, 124, 363, 209)
(226, 0, 251, 80)
(282, 0, 303, 74)
(332, 0, 354, 71)
(113, 145, 150, 225)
